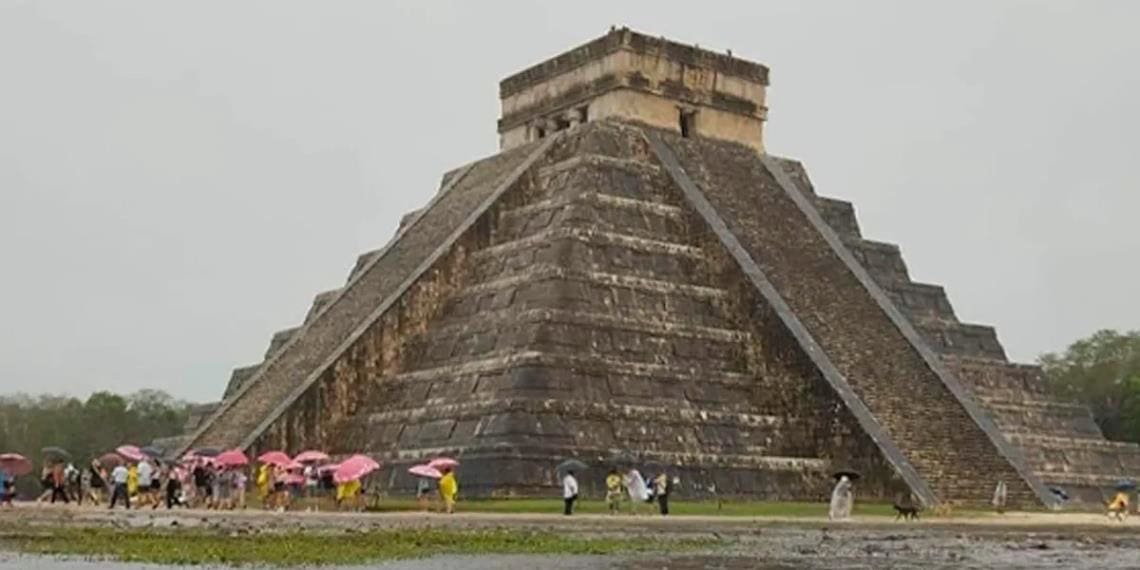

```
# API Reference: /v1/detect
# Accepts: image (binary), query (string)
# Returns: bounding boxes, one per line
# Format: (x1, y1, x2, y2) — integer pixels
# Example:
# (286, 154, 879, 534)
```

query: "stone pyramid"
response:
(179, 28, 1139, 507)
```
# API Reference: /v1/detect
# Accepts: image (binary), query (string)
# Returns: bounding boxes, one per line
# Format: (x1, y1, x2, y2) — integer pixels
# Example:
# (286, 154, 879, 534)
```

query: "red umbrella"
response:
(257, 451, 292, 467)
(0, 453, 32, 476)
(427, 457, 459, 470)
(333, 454, 380, 484)
(116, 445, 145, 462)
(408, 464, 442, 479)
(216, 449, 249, 467)
(293, 450, 330, 464)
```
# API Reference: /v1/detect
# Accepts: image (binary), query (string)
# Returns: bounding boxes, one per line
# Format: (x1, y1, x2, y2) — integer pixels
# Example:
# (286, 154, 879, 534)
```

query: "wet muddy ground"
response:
(2, 505, 1138, 568)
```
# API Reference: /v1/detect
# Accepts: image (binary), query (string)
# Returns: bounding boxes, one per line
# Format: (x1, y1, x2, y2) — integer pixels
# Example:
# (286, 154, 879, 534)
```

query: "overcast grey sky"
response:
(1, 1, 1137, 402)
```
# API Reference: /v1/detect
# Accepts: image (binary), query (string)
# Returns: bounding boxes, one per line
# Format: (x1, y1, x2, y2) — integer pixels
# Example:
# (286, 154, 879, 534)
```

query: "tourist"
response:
(1107, 490, 1130, 521)
(991, 480, 1007, 514)
(49, 463, 69, 504)
(605, 468, 624, 515)
(64, 462, 80, 503)
(828, 475, 854, 521)
(562, 469, 579, 515)
(192, 461, 212, 508)
(137, 459, 154, 507)
(416, 476, 433, 511)
(255, 463, 271, 507)
(36, 465, 52, 502)
(163, 465, 183, 509)
(233, 468, 247, 510)
(653, 472, 671, 516)
(126, 462, 139, 501)
(86, 460, 106, 505)
(438, 467, 458, 514)
(624, 468, 650, 514)
(109, 462, 130, 509)
(0, 470, 14, 506)
(336, 477, 361, 511)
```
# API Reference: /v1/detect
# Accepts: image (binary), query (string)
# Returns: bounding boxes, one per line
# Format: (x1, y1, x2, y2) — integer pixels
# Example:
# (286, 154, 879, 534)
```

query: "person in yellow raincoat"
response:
(1107, 491, 1130, 520)
(438, 467, 458, 514)
(255, 464, 271, 506)
(335, 478, 361, 511)
(126, 463, 139, 498)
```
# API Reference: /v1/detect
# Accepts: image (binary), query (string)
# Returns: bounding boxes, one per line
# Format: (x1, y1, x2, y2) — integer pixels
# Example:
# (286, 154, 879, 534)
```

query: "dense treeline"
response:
(1040, 329, 1140, 444)
(0, 389, 189, 495)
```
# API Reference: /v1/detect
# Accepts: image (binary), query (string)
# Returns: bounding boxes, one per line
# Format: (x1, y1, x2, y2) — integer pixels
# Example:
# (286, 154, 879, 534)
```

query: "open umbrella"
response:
(556, 458, 589, 475)
(427, 457, 459, 470)
(318, 462, 340, 474)
(116, 445, 145, 462)
(257, 451, 293, 467)
(294, 450, 330, 464)
(41, 446, 71, 463)
(334, 454, 380, 484)
(408, 464, 443, 479)
(216, 449, 249, 468)
(191, 447, 222, 458)
(1114, 480, 1136, 492)
(97, 453, 125, 468)
(831, 468, 861, 482)
(1049, 486, 1070, 501)
(139, 446, 164, 458)
(0, 453, 32, 476)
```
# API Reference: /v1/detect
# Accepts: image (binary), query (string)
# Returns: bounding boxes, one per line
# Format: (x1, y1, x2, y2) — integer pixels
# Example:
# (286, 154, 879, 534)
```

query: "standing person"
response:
(828, 475, 854, 521)
(109, 463, 130, 509)
(86, 460, 106, 505)
(49, 463, 69, 504)
(605, 469, 624, 515)
(303, 464, 318, 511)
(255, 463, 270, 508)
(653, 473, 671, 515)
(0, 470, 14, 506)
(64, 463, 80, 503)
(624, 469, 649, 514)
(991, 481, 1008, 514)
(416, 477, 433, 512)
(562, 470, 579, 515)
(126, 463, 139, 502)
(192, 462, 211, 508)
(136, 460, 153, 507)
(233, 469, 247, 510)
(163, 466, 183, 509)
(438, 467, 458, 514)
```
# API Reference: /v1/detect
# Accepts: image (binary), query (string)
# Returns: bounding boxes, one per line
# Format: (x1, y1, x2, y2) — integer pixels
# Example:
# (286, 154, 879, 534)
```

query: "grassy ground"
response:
(0, 526, 712, 566)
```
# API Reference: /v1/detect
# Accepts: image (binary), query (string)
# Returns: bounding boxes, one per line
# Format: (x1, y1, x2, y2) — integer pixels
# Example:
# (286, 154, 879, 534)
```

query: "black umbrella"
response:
(556, 458, 589, 474)
(191, 447, 221, 458)
(1049, 486, 1070, 501)
(41, 446, 71, 463)
(831, 469, 861, 482)
(140, 446, 164, 458)
(1114, 480, 1136, 492)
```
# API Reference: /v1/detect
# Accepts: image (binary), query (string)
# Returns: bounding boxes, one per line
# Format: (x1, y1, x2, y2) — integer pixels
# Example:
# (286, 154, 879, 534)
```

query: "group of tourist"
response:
(559, 467, 675, 516)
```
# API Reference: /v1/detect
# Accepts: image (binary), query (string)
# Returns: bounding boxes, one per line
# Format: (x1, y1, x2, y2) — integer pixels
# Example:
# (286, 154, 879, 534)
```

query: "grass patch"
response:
(0, 527, 712, 566)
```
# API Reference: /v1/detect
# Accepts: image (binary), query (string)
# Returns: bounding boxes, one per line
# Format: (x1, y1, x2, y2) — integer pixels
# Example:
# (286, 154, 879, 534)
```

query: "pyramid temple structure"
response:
(168, 28, 1139, 507)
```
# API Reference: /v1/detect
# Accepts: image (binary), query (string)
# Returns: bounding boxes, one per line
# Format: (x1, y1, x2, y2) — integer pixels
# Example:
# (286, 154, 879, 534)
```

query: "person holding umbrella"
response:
(562, 470, 579, 515)
(408, 464, 442, 512)
(438, 467, 458, 514)
(1107, 480, 1134, 521)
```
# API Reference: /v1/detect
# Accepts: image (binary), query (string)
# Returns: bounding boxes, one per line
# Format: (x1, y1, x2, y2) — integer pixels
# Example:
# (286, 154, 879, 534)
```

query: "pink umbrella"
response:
(0, 453, 32, 476)
(333, 454, 380, 484)
(257, 451, 292, 466)
(215, 449, 249, 467)
(408, 464, 442, 479)
(116, 445, 145, 462)
(281, 473, 305, 486)
(293, 450, 330, 464)
(427, 457, 459, 470)
(318, 463, 340, 474)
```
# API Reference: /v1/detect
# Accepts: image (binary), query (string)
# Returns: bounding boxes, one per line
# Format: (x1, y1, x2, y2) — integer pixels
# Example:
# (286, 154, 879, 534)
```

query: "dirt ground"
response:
(2, 504, 1139, 568)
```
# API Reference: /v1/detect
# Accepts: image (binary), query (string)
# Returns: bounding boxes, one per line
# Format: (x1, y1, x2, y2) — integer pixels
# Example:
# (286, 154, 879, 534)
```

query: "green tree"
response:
(1039, 329, 1140, 442)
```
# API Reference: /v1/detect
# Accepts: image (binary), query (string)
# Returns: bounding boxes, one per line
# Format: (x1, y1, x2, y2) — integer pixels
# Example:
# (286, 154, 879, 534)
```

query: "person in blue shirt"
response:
(0, 471, 14, 505)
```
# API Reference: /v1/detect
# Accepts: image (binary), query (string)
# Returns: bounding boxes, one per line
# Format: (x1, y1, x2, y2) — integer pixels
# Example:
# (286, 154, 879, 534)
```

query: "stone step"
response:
(263, 327, 299, 360)
(912, 317, 1006, 360)
(653, 132, 1043, 505)
(222, 364, 262, 399)
(882, 281, 957, 322)
(815, 197, 861, 239)
(941, 356, 1049, 398)
(844, 239, 911, 285)
(303, 289, 341, 324)
(181, 136, 553, 451)
(497, 191, 688, 246)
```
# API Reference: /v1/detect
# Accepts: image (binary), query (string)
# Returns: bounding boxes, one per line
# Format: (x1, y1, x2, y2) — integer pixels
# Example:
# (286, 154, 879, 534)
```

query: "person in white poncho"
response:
(624, 468, 651, 513)
(828, 475, 854, 521)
